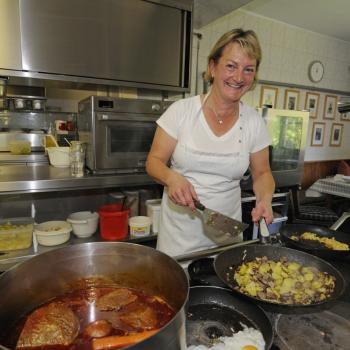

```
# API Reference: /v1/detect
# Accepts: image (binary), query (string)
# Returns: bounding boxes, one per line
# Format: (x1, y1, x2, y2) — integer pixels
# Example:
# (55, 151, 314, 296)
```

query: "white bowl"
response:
(47, 147, 70, 168)
(34, 220, 72, 246)
(342, 175, 350, 183)
(67, 211, 99, 238)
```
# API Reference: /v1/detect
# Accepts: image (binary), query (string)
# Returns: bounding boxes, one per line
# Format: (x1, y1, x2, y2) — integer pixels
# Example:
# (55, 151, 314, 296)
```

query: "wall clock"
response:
(308, 60, 324, 83)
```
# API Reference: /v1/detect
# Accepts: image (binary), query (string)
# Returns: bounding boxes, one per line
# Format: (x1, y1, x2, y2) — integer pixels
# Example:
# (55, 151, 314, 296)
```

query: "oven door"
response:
(94, 113, 157, 173)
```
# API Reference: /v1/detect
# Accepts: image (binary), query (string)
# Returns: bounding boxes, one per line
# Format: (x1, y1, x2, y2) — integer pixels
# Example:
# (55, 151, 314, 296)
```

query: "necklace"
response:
(206, 104, 224, 124)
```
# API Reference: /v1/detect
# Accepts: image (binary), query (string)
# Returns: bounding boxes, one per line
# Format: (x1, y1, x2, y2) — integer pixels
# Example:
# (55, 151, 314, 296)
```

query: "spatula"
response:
(194, 200, 249, 245)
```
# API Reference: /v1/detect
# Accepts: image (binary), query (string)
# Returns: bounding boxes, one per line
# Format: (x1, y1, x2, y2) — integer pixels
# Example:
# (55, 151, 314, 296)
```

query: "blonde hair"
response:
(204, 28, 262, 89)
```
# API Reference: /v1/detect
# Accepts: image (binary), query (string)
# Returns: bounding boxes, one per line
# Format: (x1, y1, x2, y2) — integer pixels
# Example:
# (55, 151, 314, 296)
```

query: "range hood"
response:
(193, 0, 253, 28)
(0, 0, 193, 92)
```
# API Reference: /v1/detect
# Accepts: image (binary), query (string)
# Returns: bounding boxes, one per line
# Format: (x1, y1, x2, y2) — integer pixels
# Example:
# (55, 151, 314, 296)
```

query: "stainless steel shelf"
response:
(0, 165, 155, 195)
(0, 232, 157, 271)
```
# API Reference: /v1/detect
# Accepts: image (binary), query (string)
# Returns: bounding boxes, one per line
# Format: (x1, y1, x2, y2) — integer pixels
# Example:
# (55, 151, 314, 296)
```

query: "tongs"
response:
(259, 217, 271, 244)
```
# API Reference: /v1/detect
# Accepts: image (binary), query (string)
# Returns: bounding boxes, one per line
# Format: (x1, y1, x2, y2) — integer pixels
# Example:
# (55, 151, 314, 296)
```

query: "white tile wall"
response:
(192, 9, 350, 162)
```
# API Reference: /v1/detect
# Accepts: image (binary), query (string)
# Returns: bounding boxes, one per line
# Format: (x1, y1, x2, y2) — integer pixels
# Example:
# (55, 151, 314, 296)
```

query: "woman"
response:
(146, 28, 275, 256)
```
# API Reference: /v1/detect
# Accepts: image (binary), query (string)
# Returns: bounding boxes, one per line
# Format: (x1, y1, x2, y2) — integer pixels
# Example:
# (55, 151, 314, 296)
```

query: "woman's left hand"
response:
(251, 199, 274, 224)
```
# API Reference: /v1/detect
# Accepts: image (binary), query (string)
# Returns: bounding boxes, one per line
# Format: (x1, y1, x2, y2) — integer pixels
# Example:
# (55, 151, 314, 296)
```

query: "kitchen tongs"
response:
(194, 200, 249, 245)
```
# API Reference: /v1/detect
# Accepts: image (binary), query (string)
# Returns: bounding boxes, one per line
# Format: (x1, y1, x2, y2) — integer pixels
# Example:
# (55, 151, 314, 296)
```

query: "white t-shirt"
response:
(156, 95, 271, 256)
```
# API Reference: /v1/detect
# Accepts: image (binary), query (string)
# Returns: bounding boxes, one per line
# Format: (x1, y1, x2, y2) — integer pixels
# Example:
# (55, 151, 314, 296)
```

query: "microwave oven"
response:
(241, 107, 310, 189)
(78, 96, 172, 174)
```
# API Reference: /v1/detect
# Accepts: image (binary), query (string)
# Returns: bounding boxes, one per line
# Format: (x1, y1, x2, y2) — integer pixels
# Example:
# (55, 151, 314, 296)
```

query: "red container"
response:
(98, 204, 129, 240)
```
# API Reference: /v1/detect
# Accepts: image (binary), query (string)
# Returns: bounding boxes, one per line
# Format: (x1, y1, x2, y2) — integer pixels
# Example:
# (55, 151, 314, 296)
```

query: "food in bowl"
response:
(291, 232, 349, 251)
(34, 221, 72, 246)
(9, 140, 31, 155)
(12, 278, 175, 350)
(0, 219, 33, 251)
(232, 256, 336, 305)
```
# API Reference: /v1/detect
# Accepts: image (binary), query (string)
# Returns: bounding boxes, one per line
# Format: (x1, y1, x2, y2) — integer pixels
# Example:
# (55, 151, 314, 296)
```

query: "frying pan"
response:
(186, 286, 273, 349)
(214, 244, 346, 314)
(187, 258, 228, 288)
(280, 224, 350, 260)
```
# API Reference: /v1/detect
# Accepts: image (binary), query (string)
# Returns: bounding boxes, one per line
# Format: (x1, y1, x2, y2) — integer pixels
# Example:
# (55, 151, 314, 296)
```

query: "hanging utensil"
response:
(194, 200, 249, 245)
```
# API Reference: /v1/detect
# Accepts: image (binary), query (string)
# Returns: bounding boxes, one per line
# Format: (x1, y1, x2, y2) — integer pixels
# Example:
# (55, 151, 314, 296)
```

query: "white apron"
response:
(157, 96, 250, 256)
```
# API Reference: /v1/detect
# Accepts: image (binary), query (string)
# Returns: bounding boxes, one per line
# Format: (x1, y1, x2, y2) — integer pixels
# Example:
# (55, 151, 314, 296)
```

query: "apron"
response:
(157, 95, 250, 256)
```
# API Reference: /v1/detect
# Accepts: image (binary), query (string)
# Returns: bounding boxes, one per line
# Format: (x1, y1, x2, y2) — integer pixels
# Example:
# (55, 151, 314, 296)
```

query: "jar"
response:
(14, 98, 25, 109)
(33, 99, 44, 110)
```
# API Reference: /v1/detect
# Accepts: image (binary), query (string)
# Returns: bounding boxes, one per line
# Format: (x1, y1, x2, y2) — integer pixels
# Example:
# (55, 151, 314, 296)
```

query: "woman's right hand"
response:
(167, 172, 198, 210)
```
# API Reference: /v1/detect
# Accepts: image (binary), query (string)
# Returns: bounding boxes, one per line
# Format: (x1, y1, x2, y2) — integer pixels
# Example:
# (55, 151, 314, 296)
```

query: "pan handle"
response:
(330, 211, 350, 231)
(193, 200, 205, 211)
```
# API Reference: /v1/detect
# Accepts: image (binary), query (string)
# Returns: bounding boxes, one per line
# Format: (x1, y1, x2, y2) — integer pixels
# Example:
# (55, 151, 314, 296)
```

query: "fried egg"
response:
(187, 325, 265, 350)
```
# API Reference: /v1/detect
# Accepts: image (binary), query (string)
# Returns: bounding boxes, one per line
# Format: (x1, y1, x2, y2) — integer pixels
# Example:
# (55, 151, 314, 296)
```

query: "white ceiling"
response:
(242, 0, 350, 42)
(194, 0, 350, 43)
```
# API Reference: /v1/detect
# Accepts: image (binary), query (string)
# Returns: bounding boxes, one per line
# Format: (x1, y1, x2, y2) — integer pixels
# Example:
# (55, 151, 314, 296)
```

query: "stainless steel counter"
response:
(0, 165, 155, 194)
(0, 232, 158, 271)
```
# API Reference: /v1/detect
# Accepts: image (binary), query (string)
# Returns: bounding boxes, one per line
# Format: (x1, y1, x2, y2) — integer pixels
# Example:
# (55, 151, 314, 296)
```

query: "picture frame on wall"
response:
(340, 112, 350, 121)
(329, 123, 343, 147)
(305, 92, 320, 118)
(323, 95, 338, 120)
(284, 89, 300, 110)
(311, 122, 325, 146)
(260, 86, 278, 108)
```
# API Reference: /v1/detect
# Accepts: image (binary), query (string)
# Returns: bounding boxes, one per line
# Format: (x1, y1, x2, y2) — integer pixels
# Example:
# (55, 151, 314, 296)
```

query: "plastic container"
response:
(99, 204, 129, 240)
(0, 217, 33, 251)
(67, 211, 99, 238)
(9, 140, 31, 155)
(129, 216, 151, 237)
(146, 199, 161, 234)
(34, 220, 72, 246)
(46, 147, 70, 167)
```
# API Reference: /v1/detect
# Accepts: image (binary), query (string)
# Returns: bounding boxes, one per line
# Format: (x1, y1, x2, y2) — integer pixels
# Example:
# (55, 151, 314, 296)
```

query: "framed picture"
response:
(340, 112, 350, 121)
(323, 95, 338, 120)
(284, 89, 300, 110)
(329, 123, 343, 147)
(305, 92, 320, 118)
(260, 86, 278, 108)
(310, 122, 325, 146)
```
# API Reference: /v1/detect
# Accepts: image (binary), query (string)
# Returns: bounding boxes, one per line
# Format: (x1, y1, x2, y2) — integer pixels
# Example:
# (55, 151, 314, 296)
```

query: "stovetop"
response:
(188, 257, 350, 349)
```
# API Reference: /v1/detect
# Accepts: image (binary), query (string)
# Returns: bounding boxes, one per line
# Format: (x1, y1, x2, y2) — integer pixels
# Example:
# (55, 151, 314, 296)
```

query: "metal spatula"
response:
(194, 200, 249, 245)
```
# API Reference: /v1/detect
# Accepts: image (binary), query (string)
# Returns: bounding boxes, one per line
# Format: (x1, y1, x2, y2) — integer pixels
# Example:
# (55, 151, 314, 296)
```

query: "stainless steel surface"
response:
(175, 239, 259, 262)
(0, 165, 155, 194)
(259, 217, 271, 244)
(0, 0, 22, 70)
(0, 242, 189, 350)
(78, 96, 172, 174)
(0, 131, 45, 152)
(195, 200, 249, 245)
(0, 152, 48, 165)
(5, 0, 192, 91)
(260, 107, 309, 188)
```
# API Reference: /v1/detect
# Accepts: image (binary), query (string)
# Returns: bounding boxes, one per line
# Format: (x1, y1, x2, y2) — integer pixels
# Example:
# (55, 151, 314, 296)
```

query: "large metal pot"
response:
(0, 242, 189, 350)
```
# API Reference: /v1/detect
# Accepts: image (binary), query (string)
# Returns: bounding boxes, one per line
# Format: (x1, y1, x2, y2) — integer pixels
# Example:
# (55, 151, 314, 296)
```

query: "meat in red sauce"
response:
(5, 285, 175, 350)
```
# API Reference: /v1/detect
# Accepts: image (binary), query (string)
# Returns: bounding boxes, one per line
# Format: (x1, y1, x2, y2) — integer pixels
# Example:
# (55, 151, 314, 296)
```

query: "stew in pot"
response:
(4, 279, 175, 350)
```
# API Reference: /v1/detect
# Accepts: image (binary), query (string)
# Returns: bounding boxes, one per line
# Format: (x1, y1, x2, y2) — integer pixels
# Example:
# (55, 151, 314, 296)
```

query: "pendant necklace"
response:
(206, 104, 224, 124)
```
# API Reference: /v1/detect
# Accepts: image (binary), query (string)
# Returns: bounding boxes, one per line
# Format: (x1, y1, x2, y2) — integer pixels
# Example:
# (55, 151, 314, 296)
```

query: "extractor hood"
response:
(193, 0, 253, 28)
(0, 0, 193, 92)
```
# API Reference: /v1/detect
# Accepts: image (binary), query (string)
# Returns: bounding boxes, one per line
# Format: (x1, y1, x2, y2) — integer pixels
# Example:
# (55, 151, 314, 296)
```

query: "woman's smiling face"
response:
(209, 41, 257, 103)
